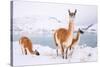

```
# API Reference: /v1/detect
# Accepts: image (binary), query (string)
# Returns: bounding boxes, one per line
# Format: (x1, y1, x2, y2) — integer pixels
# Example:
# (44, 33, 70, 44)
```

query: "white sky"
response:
(13, 1, 97, 30)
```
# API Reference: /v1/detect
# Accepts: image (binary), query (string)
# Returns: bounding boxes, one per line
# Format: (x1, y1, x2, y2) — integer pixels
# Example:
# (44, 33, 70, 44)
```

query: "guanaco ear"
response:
(74, 9, 77, 15)
(79, 28, 84, 34)
(68, 9, 70, 14)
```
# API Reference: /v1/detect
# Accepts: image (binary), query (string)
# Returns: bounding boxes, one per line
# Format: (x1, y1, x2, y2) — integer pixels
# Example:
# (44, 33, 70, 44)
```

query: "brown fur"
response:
(54, 21, 74, 59)
(70, 30, 81, 50)
(54, 9, 77, 59)
(19, 36, 40, 55)
(68, 29, 82, 58)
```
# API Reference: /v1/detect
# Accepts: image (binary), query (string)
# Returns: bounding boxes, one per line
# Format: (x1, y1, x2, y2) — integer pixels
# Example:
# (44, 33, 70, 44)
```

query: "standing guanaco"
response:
(54, 9, 77, 59)
(69, 24, 93, 56)
(69, 29, 84, 57)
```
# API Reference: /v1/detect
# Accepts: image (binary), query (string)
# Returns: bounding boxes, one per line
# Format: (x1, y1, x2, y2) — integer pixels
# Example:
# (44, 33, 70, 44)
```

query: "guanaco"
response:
(69, 24, 93, 51)
(19, 36, 40, 55)
(70, 29, 84, 49)
(69, 28, 84, 57)
(54, 9, 77, 59)
(69, 24, 93, 56)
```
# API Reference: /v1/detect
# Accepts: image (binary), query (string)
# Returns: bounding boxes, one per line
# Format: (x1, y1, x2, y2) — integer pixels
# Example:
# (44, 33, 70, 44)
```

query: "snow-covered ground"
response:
(13, 41, 97, 66)
(12, 1, 97, 66)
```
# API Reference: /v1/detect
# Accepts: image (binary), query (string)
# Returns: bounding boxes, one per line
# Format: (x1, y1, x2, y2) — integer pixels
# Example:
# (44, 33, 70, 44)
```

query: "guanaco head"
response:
(34, 49, 40, 56)
(68, 9, 77, 20)
(78, 28, 84, 34)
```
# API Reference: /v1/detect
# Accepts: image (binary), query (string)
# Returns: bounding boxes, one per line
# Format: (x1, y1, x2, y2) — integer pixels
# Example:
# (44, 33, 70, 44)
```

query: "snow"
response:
(13, 41, 97, 66)
(13, 16, 97, 38)
(12, 2, 97, 66)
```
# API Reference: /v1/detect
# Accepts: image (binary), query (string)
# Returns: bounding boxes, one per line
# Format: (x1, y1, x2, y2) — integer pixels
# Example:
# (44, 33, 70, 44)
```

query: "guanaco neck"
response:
(69, 31, 80, 50)
(75, 31, 80, 41)
(68, 20, 74, 34)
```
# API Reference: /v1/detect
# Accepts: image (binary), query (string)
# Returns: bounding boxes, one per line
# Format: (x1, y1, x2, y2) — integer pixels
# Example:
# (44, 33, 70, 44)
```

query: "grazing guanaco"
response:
(54, 9, 77, 59)
(19, 36, 40, 55)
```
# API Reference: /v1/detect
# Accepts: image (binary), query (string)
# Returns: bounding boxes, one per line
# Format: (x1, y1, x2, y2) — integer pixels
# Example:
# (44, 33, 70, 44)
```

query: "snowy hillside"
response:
(76, 24, 97, 33)
(13, 16, 67, 36)
(13, 16, 97, 37)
